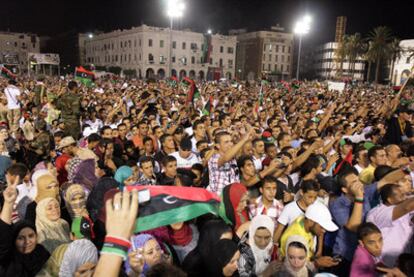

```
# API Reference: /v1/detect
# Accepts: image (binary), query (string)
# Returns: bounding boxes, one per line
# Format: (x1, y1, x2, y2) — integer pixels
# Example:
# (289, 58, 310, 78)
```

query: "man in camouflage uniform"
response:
(27, 120, 51, 169)
(33, 75, 46, 108)
(55, 81, 81, 139)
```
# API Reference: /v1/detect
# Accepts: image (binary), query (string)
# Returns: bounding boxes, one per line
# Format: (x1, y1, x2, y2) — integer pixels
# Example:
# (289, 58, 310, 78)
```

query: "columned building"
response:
(84, 25, 236, 80)
(391, 39, 414, 86)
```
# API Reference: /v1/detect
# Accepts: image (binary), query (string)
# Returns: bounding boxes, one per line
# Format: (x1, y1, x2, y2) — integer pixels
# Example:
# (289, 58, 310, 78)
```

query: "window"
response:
(209, 58, 213, 65)
(276, 45, 279, 52)
(160, 40, 164, 48)
(287, 65, 290, 72)
(149, 54, 154, 63)
(128, 54, 131, 62)
(120, 55, 123, 63)
(262, 63, 265, 70)
(407, 57, 411, 64)
(182, 42, 186, 50)
(134, 40, 137, 47)
(275, 55, 278, 62)
(148, 39, 153, 47)
(263, 54, 266, 61)
(134, 54, 137, 61)
(263, 44, 267, 51)
(191, 56, 195, 64)
(281, 55, 285, 62)
(274, 64, 277, 71)
(219, 58, 223, 67)
(288, 46, 291, 53)
(282, 46, 285, 53)
(281, 64, 284, 71)
(287, 55, 290, 62)
(220, 46, 223, 53)
(128, 40, 131, 48)
(268, 64, 271, 71)
(191, 43, 197, 50)
(173, 41, 176, 49)
(172, 56, 176, 63)
(227, 47, 234, 54)
(228, 59, 233, 68)
(160, 56, 166, 64)
(14, 42, 17, 47)
(269, 54, 272, 61)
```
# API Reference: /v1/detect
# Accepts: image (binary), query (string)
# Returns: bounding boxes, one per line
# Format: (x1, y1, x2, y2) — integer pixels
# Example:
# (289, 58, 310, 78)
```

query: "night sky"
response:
(1, 0, 413, 44)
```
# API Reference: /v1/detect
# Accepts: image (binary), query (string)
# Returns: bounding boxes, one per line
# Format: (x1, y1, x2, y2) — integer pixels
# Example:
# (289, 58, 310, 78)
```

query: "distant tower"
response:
(335, 16, 347, 42)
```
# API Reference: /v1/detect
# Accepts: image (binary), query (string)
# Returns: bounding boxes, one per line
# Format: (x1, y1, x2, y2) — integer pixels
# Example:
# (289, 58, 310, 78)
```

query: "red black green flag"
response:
(202, 96, 213, 115)
(167, 76, 179, 88)
(75, 66, 95, 87)
(181, 77, 200, 105)
(124, 186, 220, 233)
(0, 65, 16, 80)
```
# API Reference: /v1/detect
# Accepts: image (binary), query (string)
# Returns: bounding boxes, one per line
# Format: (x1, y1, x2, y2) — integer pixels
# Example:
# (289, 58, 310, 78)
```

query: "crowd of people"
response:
(0, 73, 413, 277)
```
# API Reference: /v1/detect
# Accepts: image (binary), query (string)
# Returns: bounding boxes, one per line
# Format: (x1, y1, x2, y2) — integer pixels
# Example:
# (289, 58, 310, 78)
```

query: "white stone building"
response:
(84, 25, 237, 80)
(313, 42, 366, 81)
(390, 39, 414, 86)
(0, 31, 40, 73)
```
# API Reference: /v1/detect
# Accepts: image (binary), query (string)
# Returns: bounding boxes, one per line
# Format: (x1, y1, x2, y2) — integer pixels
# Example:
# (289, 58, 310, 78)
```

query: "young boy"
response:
(351, 222, 383, 277)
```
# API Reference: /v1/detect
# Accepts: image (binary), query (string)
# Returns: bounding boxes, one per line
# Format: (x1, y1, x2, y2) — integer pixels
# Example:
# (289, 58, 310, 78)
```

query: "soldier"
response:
(56, 81, 81, 139)
(33, 75, 46, 108)
(26, 119, 51, 169)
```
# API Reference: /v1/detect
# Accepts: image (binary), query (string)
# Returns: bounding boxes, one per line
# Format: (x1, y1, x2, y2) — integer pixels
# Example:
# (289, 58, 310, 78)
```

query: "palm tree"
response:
(344, 33, 366, 79)
(366, 26, 393, 83)
(388, 38, 403, 84)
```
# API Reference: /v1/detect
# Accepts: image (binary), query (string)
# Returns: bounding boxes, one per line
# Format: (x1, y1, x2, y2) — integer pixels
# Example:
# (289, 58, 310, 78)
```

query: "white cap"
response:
(305, 202, 338, 232)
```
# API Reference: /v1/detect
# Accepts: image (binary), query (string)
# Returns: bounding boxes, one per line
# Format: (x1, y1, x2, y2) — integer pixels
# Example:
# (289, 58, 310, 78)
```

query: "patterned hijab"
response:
(64, 183, 88, 218)
(68, 158, 98, 191)
(36, 197, 71, 253)
(124, 234, 159, 276)
(59, 239, 98, 277)
(35, 173, 59, 203)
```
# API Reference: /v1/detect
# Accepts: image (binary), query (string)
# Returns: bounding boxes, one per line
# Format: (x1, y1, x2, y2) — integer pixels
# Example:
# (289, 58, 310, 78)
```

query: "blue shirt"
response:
(329, 183, 379, 261)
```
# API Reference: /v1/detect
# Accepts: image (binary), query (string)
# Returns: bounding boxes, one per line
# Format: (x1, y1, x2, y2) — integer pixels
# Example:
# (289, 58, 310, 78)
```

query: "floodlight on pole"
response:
(88, 33, 94, 39)
(294, 15, 311, 80)
(166, 0, 185, 78)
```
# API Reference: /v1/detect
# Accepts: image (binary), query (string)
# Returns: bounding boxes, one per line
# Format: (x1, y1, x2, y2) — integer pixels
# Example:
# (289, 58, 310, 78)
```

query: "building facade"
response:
(0, 31, 40, 73)
(84, 25, 237, 80)
(234, 27, 294, 81)
(391, 39, 414, 86)
(313, 42, 366, 81)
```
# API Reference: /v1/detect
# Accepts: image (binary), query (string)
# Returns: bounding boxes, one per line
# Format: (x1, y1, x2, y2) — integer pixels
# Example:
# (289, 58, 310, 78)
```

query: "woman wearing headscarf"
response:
(182, 219, 233, 277)
(262, 235, 315, 277)
(36, 238, 98, 277)
(36, 197, 71, 253)
(67, 158, 98, 192)
(125, 234, 163, 277)
(114, 165, 138, 190)
(25, 172, 60, 223)
(219, 183, 250, 231)
(205, 239, 240, 277)
(86, 177, 119, 249)
(238, 214, 276, 277)
(63, 183, 88, 219)
(0, 181, 50, 277)
(59, 239, 98, 277)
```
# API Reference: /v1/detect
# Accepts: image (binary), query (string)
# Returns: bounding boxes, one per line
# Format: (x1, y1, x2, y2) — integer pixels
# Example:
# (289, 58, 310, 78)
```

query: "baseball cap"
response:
(57, 136, 76, 150)
(305, 202, 338, 232)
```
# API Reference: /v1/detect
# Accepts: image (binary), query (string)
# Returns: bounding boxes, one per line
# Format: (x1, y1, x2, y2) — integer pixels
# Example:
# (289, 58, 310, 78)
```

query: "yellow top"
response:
(280, 216, 315, 259)
(359, 164, 376, 185)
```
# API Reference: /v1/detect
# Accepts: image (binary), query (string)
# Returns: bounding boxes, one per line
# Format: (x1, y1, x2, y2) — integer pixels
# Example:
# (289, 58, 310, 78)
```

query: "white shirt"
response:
(4, 85, 21, 110)
(277, 201, 305, 226)
(252, 155, 265, 171)
(16, 182, 37, 204)
(170, 151, 200, 170)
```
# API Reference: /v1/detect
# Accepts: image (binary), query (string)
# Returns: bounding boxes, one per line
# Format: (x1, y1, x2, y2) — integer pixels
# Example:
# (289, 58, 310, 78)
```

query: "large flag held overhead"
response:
(181, 77, 200, 105)
(0, 65, 16, 80)
(75, 66, 95, 87)
(122, 186, 220, 233)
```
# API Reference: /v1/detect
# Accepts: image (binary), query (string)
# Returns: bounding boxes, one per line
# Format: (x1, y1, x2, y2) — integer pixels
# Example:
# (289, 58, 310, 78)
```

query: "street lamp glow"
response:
(88, 33, 94, 39)
(294, 15, 312, 80)
(166, 0, 185, 18)
(207, 29, 212, 35)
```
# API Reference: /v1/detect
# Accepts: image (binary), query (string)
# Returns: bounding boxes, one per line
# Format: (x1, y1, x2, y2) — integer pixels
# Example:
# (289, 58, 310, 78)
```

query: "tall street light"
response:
(294, 15, 311, 80)
(166, 0, 185, 78)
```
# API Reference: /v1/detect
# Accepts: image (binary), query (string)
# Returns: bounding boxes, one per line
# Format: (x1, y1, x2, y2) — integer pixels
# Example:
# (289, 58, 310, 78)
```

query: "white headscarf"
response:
(284, 235, 314, 277)
(248, 214, 275, 275)
(59, 239, 98, 277)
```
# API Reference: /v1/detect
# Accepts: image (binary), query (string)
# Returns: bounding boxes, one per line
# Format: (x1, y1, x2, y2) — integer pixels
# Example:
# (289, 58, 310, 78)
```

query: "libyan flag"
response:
(122, 186, 220, 233)
(75, 66, 95, 87)
(167, 76, 179, 88)
(202, 96, 213, 115)
(181, 77, 200, 106)
(0, 65, 16, 80)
